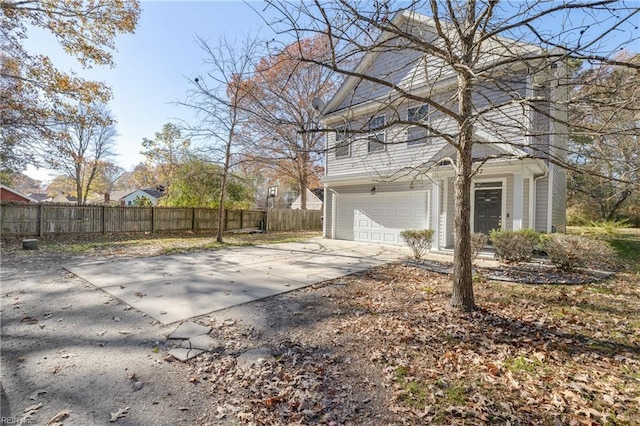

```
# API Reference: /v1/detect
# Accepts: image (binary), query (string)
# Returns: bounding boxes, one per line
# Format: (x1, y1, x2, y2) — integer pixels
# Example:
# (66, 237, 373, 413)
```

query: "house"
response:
(48, 193, 77, 204)
(96, 190, 134, 206)
(320, 11, 567, 248)
(291, 188, 324, 210)
(0, 185, 38, 203)
(120, 188, 165, 206)
(27, 193, 50, 203)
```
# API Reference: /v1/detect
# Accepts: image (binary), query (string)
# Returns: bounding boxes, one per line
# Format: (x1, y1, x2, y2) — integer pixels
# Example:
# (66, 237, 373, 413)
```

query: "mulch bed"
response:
(407, 259, 615, 284)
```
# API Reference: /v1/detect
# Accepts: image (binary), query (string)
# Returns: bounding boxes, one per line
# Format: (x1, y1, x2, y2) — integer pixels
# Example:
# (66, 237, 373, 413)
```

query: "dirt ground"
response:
(2, 237, 639, 425)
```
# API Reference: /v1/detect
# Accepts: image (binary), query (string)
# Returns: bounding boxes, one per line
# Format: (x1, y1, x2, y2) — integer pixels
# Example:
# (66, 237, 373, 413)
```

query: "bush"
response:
(542, 234, 617, 271)
(470, 232, 489, 260)
(400, 229, 435, 260)
(490, 229, 540, 263)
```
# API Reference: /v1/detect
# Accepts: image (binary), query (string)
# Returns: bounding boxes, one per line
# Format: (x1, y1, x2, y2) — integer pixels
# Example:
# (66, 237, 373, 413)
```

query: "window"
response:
(334, 126, 350, 158)
(407, 104, 429, 146)
(367, 115, 385, 153)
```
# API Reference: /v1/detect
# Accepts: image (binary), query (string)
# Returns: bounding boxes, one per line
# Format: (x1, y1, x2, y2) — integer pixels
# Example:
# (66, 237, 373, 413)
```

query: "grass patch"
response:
(394, 366, 429, 408)
(609, 236, 640, 273)
(439, 382, 467, 406)
(568, 226, 640, 273)
(505, 355, 543, 375)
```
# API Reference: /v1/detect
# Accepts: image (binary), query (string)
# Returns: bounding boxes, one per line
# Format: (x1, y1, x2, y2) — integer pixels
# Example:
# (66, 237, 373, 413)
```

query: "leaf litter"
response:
(182, 262, 639, 424)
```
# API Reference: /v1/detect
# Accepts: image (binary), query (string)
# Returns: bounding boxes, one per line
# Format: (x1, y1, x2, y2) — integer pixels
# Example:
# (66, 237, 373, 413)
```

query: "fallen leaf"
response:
(47, 409, 70, 425)
(109, 406, 129, 422)
(23, 402, 43, 412)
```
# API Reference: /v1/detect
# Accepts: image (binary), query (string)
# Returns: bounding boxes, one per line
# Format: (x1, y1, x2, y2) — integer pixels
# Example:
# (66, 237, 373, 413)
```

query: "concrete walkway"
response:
(66, 238, 410, 325)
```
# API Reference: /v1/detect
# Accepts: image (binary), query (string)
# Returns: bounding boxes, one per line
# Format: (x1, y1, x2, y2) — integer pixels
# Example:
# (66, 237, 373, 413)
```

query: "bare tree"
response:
(263, 0, 639, 310)
(179, 35, 260, 243)
(46, 103, 117, 205)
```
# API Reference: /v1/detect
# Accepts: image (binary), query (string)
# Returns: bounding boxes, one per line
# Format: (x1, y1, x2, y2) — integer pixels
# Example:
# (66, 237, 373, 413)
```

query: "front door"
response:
(474, 189, 502, 234)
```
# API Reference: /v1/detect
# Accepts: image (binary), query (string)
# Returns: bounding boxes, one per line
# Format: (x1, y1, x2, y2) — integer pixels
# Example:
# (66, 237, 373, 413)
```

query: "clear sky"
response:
(25, 0, 275, 182)
(23, 0, 639, 183)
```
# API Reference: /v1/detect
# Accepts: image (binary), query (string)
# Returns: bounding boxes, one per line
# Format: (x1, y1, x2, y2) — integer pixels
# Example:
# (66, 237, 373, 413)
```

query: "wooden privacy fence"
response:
(0, 204, 322, 237)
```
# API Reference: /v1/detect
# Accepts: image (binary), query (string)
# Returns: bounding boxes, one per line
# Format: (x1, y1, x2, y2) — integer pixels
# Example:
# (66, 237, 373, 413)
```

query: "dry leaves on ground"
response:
(185, 263, 639, 425)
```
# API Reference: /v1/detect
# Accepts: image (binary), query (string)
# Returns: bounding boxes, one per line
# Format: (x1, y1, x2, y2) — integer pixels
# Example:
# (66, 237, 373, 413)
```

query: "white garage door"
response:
(335, 192, 429, 245)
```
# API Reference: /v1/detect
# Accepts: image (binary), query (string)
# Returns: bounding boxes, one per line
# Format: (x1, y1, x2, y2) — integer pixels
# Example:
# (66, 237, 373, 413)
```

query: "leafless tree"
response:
(262, 0, 640, 310)
(178, 35, 260, 243)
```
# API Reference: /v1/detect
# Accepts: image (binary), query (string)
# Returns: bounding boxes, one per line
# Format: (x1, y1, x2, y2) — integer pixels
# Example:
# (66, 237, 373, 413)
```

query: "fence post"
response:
(239, 210, 244, 230)
(224, 209, 228, 231)
(38, 204, 44, 237)
(102, 205, 107, 234)
(151, 207, 155, 233)
(192, 208, 196, 232)
(264, 210, 269, 233)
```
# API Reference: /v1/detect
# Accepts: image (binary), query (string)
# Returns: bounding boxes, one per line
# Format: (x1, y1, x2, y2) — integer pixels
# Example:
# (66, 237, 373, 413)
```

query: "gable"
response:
(323, 10, 541, 119)
(0, 185, 37, 203)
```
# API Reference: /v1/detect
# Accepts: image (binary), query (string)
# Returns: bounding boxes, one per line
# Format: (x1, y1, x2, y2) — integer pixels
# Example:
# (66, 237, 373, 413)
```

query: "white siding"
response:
(324, 192, 333, 238)
(551, 164, 567, 232)
(326, 76, 529, 179)
(326, 110, 454, 178)
(444, 178, 454, 247)
(535, 176, 549, 232)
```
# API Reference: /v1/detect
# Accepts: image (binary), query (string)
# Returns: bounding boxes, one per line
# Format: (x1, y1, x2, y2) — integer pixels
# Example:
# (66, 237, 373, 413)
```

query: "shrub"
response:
(400, 229, 435, 260)
(470, 232, 489, 260)
(542, 234, 617, 271)
(490, 229, 540, 263)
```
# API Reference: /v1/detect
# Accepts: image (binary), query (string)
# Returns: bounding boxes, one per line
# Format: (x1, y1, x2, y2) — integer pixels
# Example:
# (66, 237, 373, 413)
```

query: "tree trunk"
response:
(216, 171, 228, 243)
(451, 28, 477, 311)
(216, 128, 234, 243)
(451, 149, 476, 311)
(75, 166, 83, 206)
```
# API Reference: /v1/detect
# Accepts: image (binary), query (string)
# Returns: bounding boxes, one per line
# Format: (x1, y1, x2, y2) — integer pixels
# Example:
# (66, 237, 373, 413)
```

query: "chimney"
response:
(104, 193, 110, 203)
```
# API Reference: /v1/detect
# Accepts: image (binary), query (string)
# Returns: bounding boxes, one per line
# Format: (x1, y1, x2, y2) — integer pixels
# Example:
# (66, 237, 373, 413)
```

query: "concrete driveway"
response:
(66, 238, 410, 325)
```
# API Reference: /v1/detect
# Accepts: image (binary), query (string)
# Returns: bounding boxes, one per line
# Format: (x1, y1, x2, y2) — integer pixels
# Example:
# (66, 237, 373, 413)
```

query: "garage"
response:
(334, 192, 429, 245)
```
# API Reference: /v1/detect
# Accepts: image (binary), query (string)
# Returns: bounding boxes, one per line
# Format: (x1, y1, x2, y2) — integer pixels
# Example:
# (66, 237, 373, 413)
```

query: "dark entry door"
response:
(474, 189, 502, 234)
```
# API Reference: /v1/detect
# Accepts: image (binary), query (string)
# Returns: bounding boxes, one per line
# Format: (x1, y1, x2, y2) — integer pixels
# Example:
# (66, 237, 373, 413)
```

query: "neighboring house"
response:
(320, 11, 567, 248)
(291, 188, 324, 210)
(0, 185, 38, 203)
(48, 193, 77, 204)
(97, 190, 134, 206)
(120, 188, 165, 206)
(27, 193, 50, 203)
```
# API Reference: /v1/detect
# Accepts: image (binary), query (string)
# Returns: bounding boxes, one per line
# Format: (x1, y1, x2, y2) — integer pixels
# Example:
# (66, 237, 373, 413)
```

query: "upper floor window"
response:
(334, 125, 350, 158)
(367, 115, 386, 153)
(407, 104, 429, 147)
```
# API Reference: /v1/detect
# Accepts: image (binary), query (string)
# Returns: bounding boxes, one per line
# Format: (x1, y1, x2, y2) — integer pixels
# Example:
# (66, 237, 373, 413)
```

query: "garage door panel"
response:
(335, 192, 428, 245)
(370, 232, 382, 242)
